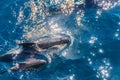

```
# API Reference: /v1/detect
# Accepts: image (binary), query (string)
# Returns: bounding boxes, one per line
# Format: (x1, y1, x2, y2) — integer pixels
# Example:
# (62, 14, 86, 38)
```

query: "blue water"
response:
(0, 0, 120, 80)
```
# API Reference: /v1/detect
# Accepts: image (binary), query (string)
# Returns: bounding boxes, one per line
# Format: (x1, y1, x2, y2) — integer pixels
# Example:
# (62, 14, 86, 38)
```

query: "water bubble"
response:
(114, 33, 119, 37)
(19, 75, 24, 80)
(90, 52, 95, 56)
(69, 74, 75, 80)
(89, 36, 98, 44)
(116, 29, 120, 31)
(99, 49, 104, 53)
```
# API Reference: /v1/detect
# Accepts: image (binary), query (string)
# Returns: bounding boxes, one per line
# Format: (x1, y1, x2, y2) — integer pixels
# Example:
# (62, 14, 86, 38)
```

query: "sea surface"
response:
(0, 0, 120, 80)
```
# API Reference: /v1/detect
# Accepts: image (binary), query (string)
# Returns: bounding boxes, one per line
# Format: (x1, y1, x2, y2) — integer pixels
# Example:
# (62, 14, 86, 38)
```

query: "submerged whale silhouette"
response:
(0, 37, 70, 62)
(48, 0, 97, 15)
(48, 0, 117, 15)
(0, 59, 46, 74)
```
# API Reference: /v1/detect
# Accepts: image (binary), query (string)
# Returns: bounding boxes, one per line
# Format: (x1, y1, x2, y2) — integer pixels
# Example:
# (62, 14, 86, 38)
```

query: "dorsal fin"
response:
(19, 43, 36, 49)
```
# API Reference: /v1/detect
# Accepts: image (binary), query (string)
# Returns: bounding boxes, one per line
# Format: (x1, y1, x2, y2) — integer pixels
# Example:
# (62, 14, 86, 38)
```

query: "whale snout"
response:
(38, 60, 47, 65)
(60, 37, 70, 43)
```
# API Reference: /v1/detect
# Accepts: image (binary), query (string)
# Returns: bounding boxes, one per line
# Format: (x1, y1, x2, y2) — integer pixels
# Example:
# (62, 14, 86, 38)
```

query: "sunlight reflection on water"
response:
(0, 0, 120, 80)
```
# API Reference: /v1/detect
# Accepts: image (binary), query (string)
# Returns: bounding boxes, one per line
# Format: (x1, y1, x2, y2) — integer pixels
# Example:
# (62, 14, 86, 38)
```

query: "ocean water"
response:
(0, 0, 120, 80)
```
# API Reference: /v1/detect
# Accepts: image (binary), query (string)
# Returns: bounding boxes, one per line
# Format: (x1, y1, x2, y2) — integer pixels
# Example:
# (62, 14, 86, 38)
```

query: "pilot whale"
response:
(48, 0, 117, 15)
(0, 37, 70, 62)
(47, 0, 97, 15)
(0, 59, 46, 74)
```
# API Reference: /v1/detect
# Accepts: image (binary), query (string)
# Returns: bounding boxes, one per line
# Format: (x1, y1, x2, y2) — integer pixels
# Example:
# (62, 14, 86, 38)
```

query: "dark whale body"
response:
(0, 37, 70, 62)
(0, 59, 46, 74)
(48, 0, 117, 14)
(19, 37, 70, 49)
